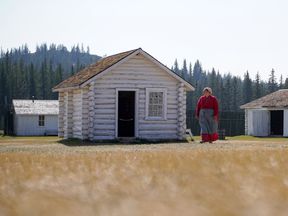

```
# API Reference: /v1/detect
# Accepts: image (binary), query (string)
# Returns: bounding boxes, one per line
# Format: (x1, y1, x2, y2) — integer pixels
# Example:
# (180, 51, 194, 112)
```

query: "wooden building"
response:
(240, 89, 288, 137)
(53, 48, 194, 140)
(12, 100, 59, 136)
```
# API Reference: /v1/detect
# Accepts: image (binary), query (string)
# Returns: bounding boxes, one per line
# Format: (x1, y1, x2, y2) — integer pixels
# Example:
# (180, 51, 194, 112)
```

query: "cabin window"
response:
(146, 88, 167, 120)
(39, 115, 45, 126)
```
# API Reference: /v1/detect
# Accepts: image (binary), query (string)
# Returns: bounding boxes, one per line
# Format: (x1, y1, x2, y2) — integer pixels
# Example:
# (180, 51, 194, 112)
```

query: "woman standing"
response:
(196, 87, 219, 143)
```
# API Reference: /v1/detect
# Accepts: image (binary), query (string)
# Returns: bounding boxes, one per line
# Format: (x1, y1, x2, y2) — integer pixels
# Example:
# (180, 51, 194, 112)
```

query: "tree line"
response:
(0, 43, 100, 106)
(171, 59, 288, 112)
(1, 44, 287, 133)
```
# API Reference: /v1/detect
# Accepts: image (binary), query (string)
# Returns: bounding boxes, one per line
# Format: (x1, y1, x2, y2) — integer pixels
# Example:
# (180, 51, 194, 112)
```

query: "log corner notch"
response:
(177, 83, 186, 140)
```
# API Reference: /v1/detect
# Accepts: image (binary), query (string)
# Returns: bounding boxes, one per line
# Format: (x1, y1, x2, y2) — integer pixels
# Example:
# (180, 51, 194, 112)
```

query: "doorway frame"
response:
(115, 88, 139, 138)
(270, 109, 284, 136)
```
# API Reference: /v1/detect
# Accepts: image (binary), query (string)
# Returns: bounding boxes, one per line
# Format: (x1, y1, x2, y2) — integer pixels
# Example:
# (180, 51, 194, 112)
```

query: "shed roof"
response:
(240, 89, 288, 109)
(53, 48, 194, 91)
(12, 100, 59, 115)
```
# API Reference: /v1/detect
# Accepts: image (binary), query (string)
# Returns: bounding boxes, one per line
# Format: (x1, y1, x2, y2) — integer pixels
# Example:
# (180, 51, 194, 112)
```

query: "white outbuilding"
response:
(53, 48, 194, 141)
(240, 89, 288, 137)
(12, 100, 59, 136)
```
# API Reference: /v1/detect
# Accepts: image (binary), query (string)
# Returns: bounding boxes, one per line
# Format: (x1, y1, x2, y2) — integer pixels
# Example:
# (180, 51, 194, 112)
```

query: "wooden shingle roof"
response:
(53, 48, 139, 90)
(240, 89, 288, 109)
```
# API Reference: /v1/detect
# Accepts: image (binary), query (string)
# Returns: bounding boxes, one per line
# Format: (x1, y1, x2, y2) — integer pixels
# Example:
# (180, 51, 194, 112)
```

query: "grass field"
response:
(1, 136, 288, 216)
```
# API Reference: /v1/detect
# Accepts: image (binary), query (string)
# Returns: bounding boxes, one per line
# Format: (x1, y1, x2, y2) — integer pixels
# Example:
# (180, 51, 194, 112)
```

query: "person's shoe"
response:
(209, 141, 213, 143)
(200, 140, 206, 143)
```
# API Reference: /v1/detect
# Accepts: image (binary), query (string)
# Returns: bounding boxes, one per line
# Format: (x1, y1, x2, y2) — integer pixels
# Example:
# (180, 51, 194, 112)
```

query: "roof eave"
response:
(52, 85, 80, 92)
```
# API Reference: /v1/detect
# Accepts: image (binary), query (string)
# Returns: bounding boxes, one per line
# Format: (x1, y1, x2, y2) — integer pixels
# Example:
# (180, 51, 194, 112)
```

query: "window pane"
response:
(148, 91, 164, 117)
(39, 115, 45, 126)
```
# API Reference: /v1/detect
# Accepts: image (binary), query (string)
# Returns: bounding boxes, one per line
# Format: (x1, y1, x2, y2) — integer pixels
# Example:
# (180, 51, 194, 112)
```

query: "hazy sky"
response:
(1, 0, 287, 81)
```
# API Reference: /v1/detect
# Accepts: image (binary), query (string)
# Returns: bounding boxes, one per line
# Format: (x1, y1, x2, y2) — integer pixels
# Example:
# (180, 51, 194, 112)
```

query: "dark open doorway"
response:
(118, 91, 135, 137)
(270, 110, 283, 135)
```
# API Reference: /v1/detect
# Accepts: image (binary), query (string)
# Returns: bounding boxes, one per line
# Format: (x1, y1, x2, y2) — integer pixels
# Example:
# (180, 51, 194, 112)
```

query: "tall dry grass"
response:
(1, 148, 288, 216)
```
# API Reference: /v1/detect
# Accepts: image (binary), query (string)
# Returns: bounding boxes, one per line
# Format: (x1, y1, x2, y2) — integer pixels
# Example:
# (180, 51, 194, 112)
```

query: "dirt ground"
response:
(1, 137, 288, 216)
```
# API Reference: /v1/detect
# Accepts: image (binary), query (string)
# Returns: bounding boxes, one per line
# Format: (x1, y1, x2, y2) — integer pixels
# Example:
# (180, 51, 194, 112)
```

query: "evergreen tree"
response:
(29, 63, 36, 98)
(70, 65, 75, 76)
(193, 60, 202, 82)
(214, 71, 222, 100)
(253, 72, 262, 99)
(0, 60, 6, 110)
(55, 63, 63, 85)
(47, 60, 54, 98)
(284, 77, 288, 89)
(40, 58, 48, 99)
(188, 62, 193, 83)
(268, 68, 277, 93)
(173, 59, 180, 75)
(231, 77, 241, 111)
(243, 71, 253, 103)
(186, 62, 193, 110)
(222, 74, 233, 111)
(181, 59, 188, 79)
(208, 68, 217, 91)
(279, 74, 284, 89)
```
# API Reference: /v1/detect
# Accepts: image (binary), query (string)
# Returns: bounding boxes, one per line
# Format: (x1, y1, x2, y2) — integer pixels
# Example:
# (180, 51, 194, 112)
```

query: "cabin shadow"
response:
(58, 138, 188, 147)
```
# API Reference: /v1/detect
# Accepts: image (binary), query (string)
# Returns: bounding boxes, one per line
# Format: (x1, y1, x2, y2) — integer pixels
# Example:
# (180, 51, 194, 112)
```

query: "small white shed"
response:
(12, 100, 59, 136)
(53, 48, 194, 141)
(240, 89, 288, 137)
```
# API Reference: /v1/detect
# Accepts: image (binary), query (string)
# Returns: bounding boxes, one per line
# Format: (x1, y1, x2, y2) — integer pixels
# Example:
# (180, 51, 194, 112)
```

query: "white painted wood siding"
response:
(249, 110, 270, 136)
(284, 110, 288, 137)
(244, 109, 248, 135)
(14, 115, 58, 136)
(92, 53, 182, 140)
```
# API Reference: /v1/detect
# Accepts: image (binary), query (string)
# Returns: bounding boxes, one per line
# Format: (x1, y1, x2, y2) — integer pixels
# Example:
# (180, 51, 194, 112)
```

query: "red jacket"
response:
(196, 95, 219, 118)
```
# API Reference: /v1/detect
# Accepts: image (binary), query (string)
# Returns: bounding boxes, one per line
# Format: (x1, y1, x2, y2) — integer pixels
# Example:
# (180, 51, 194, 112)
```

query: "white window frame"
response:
(145, 88, 167, 121)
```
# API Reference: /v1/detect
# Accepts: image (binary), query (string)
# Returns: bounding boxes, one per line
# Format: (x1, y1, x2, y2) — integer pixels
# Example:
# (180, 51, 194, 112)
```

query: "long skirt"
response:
(199, 109, 218, 142)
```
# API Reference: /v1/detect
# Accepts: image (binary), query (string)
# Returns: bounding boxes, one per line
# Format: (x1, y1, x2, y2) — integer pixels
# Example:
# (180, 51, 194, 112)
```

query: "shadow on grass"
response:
(58, 138, 190, 147)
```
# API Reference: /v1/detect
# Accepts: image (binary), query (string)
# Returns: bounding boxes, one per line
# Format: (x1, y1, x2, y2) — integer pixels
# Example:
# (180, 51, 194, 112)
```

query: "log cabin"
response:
(53, 48, 194, 141)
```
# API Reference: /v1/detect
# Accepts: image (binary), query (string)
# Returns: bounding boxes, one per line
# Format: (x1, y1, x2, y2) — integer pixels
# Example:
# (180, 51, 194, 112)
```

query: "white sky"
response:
(1, 0, 288, 81)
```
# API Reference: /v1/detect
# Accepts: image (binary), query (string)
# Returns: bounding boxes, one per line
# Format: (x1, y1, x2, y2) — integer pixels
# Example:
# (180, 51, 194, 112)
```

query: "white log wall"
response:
(63, 91, 73, 139)
(58, 92, 65, 137)
(72, 89, 82, 139)
(88, 82, 96, 140)
(81, 87, 89, 140)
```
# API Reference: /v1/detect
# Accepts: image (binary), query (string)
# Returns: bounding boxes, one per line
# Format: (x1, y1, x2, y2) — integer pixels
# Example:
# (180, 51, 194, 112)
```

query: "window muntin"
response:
(146, 88, 167, 120)
(148, 92, 164, 117)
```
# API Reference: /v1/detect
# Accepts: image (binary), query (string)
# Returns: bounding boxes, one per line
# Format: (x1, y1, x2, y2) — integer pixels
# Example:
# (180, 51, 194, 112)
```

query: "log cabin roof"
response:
(12, 100, 59, 115)
(240, 89, 288, 109)
(53, 48, 194, 91)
